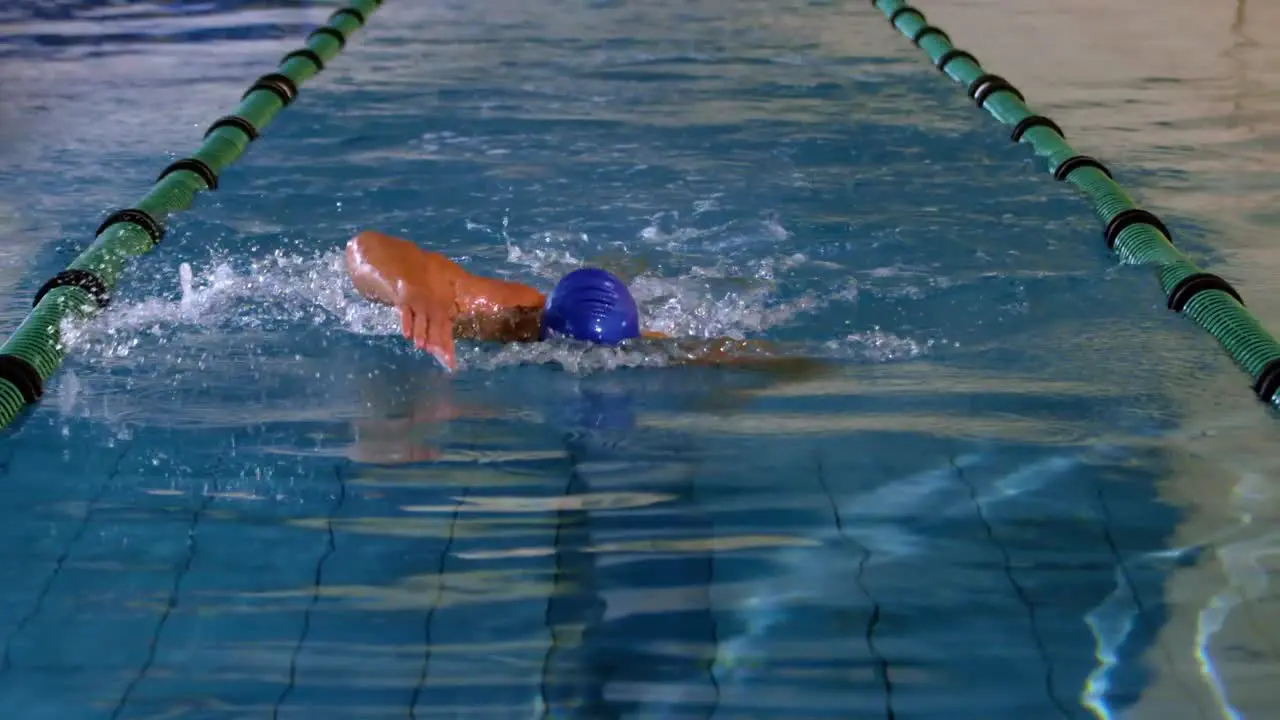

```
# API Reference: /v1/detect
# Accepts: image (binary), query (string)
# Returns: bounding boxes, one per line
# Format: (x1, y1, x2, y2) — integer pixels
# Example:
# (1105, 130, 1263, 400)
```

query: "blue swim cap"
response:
(540, 268, 641, 345)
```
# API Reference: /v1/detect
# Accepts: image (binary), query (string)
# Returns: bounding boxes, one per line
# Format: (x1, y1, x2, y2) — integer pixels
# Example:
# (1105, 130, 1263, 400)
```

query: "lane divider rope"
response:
(0, 0, 383, 430)
(871, 0, 1280, 410)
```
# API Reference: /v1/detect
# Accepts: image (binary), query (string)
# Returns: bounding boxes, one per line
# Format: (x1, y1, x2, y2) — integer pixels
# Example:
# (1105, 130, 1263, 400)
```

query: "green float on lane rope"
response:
(872, 0, 1280, 409)
(0, 0, 383, 430)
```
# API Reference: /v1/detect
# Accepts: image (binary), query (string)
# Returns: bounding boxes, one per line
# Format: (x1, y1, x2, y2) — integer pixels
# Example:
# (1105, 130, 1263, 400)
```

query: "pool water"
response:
(1, 0, 1279, 718)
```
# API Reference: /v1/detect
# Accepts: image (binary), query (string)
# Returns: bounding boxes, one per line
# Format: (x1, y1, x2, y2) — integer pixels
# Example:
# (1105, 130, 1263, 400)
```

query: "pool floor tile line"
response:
(537, 451, 597, 719)
(408, 487, 470, 719)
(271, 463, 348, 719)
(675, 446, 721, 720)
(533, 438, 727, 719)
(950, 456, 1074, 719)
(108, 452, 229, 720)
(1088, 484, 1212, 719)
(814, 455, 895, 720)
(0, 443, 134, 680)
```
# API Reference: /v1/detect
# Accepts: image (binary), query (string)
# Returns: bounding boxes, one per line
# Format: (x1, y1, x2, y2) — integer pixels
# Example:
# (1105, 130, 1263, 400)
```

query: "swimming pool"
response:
(1, 0, 1279, 717)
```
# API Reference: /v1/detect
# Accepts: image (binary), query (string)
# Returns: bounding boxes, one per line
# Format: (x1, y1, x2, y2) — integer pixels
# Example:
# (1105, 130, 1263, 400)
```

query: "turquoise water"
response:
(1, 1, 1279, 718)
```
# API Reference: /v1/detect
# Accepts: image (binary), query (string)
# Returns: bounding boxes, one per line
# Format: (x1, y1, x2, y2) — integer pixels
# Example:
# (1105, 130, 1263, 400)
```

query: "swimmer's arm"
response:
(345, 230, 459, 308)
(639, 333, 797, 368)
(670, 337, 836, 379)
(346, 230, 544, 369)
(346, 230, 544, 316)
(673, 338, 841, 416)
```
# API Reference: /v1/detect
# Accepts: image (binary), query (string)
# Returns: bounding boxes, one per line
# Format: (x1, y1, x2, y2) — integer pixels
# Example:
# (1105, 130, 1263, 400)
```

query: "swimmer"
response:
(345, 230, 810, 373)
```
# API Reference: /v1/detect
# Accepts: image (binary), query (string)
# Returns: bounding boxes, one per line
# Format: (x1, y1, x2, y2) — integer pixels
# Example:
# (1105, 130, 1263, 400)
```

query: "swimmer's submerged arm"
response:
(345, 230, 546, 370)
(670, 338, 842, 416)
(672, 337, 836, 377)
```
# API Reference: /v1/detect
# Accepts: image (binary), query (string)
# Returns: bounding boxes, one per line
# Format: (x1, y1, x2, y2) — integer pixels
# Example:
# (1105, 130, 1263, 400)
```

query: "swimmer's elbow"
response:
(344, 236, 365, 278)
(345, 232, 391, 281)
(346, 231, 405, 305)
(346, 230, 386, 259)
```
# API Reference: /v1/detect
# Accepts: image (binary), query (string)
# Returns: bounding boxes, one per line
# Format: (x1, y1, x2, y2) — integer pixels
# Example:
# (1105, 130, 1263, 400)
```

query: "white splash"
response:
(57, 233, 914, 380)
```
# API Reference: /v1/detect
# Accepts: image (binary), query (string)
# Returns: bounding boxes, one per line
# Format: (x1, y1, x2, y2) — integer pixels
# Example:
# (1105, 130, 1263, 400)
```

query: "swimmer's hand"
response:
(397, 285, 457, 372)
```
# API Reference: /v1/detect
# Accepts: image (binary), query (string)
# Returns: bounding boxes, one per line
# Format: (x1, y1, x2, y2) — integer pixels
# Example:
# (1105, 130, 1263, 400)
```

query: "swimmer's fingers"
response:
(399, 295, 456, 372)
(399, 303, 436, 362)
(412, 306, 429, 351)
(425, 310, 456, 372)
(409, 302, 455, 372)
(400, 304, 416, 341)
